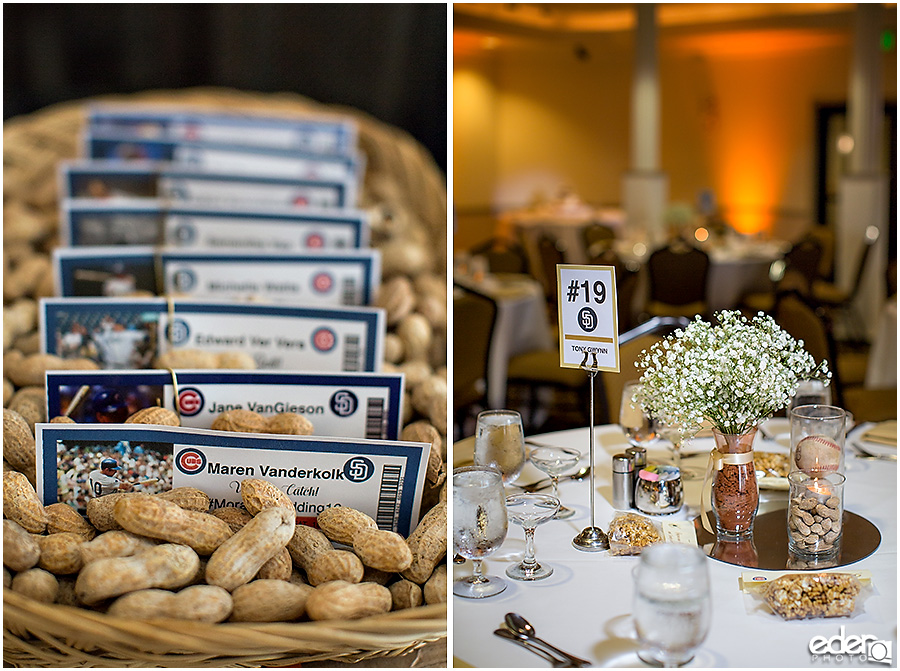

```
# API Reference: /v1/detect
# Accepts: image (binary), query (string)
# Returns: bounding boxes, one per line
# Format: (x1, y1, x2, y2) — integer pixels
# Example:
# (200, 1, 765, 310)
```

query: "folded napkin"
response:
(863, 420, 897, 447)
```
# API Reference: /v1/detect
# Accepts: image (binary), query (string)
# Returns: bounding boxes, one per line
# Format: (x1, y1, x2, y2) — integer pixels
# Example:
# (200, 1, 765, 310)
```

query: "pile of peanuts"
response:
(788, 492, 842, 554)
(4, 400, 447, 623)
(3, 95, 449, 627)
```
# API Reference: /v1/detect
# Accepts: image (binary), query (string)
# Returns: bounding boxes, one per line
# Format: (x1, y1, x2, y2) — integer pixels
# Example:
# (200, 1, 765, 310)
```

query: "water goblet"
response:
(620, 381, 659, 449)
(633, 543, 711, 667)
(452, 465, 509, 598)
(529, 446, 581, 519)
(473, 409, 526, 486)
(504, 493, 560, 581)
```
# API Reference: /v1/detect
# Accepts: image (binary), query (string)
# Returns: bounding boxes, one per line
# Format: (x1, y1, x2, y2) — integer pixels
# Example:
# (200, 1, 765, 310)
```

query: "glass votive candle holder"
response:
(787, 471, 845, 558)
(790, 405, 846, 476)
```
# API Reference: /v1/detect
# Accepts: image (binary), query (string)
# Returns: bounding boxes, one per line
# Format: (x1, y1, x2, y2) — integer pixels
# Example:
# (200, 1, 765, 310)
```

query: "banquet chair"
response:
(582, 222, 616, 260)
(811, 226, 879, 344)
(646, 242, 710, 319)
(468, 237, 529, 275)
(740, 234, 823, 315)
(453, 285, 496, 440)
(536, 234, 566, 326)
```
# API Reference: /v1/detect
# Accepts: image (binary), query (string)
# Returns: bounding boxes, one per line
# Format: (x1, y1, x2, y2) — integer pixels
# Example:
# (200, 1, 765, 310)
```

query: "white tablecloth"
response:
(455, 273, 554, 408)
(453, 424, 897, 668)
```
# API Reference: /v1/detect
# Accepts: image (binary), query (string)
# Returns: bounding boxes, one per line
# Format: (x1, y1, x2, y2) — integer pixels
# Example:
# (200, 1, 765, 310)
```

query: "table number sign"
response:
(556, 264, 619, 371)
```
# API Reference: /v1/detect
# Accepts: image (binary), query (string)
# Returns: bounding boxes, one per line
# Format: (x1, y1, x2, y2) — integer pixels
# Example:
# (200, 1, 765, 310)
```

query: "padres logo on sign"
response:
(312, 327, 337, 353)
(172, 269, 196, 292)
(173, 222, 196, 244)
(177, 388, 204, 417)
(175, 448, 206, 475)
(342, 456, 375, 483)
(166, 318, 191, 345)
(312, 272, 334, 294)
(330, 390, 358, 417)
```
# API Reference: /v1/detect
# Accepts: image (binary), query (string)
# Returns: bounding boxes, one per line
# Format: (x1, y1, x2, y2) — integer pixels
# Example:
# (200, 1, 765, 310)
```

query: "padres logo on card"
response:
(557, 264, 620, 371)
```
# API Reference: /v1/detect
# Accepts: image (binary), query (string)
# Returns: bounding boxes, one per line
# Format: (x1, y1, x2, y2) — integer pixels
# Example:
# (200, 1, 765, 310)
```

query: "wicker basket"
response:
(3, 88, 447, 667)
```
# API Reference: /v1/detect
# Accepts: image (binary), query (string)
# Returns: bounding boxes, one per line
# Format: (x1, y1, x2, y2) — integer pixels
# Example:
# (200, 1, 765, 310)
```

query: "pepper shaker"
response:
(612, 453, 634, 510)
(625, 446, 647, 491)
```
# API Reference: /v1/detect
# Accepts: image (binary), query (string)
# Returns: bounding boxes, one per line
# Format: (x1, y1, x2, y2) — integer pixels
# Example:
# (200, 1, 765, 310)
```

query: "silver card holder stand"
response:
(572, 352, 609, 551)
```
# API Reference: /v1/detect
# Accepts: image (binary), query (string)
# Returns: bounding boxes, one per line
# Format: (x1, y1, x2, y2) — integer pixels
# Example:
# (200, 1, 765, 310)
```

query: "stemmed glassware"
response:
(633, 543, 711, 667)
(657, 420, 701, 480)
(529, 446, 582, 519)
(504, 493, 560, 581)
(473, 409, 526, 487)
(620, 381, 659, 449)
(452, 465, 509, 598)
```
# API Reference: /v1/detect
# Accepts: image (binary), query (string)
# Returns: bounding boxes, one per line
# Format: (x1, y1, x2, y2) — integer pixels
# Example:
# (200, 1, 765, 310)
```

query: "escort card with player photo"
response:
(41, 298, 385, 372)
(88, 105, 359, 156)
(557, 264, 620, 371)
(35, 424, 429, 536)
(46, 370, 405, 440)
(60, 199, 369, 251)
(53, 247, 380, 307)
(84, 132, 363, 183)
(59, 161, 356, 209)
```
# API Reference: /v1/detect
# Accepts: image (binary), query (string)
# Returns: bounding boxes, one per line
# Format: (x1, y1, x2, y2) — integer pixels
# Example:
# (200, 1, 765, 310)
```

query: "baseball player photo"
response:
(87, 458, 134, 497)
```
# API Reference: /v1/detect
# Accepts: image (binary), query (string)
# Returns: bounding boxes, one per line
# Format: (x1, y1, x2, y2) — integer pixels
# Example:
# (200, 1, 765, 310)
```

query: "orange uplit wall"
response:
(453, 20, 897, 249)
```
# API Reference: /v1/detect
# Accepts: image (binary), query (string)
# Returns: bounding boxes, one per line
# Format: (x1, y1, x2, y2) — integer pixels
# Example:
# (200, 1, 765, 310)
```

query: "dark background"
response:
(3, 3, 448, 172)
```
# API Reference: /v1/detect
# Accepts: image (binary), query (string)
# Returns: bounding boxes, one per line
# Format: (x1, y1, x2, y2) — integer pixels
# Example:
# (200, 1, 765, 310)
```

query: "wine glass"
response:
(473, 409, 526, 486)
(657, 419, 701, 480)
(504, 493, 560, 581)
(452, 465, 509, 598)
(788, 379, 832, 416)
(620, 381, 659, 449)
(633, 543, 711, 667)
(529, 446, 581, 519)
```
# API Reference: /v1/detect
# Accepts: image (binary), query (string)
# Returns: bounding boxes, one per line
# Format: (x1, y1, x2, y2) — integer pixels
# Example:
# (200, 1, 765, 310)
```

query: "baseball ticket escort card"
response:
(88, 106, 359, 156)
(35, 424, 429, 536)
(41, 298, 385, 372)
(556, 264, 620, 371)
(52, 247, 381, 307)
(59, 161, 355, 209)
(46, 370, 405, 440)
(84, 132, 363, 183)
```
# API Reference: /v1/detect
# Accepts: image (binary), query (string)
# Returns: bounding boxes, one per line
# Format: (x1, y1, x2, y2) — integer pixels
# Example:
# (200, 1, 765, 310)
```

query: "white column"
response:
(623, 3, 668, 247)
(836, 4, 888, 340)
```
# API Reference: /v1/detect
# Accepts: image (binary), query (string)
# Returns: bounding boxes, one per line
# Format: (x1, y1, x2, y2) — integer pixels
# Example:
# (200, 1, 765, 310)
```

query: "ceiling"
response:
(454, 3, 885, 33)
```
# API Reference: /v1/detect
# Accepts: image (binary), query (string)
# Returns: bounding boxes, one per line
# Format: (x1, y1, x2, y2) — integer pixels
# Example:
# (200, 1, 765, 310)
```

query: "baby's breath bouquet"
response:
(635, 310, 831, 436)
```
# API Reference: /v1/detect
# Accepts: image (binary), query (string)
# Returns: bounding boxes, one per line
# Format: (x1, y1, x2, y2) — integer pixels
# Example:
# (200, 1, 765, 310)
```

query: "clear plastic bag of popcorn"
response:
(607, 512, 663, 556)
(763, 573, 863, 620)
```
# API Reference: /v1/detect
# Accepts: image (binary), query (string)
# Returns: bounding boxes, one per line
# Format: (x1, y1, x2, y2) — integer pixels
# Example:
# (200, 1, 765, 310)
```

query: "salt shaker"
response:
(612, 453, 634, 510)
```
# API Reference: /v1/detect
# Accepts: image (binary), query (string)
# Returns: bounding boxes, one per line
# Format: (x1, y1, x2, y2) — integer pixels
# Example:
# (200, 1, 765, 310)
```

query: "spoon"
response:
(504, 613, 592, 667)
(493, 628, 573, 667)
(519, 466, 591, 493)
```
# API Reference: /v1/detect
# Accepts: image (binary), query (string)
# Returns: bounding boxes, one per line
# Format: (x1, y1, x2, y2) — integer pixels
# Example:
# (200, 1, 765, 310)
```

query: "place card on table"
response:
(52, 246, 380, 306)
(35, 423, 428, 536)
(59, 161, 356, 208)
(87, 105, 358, 156)
(40, 297, 385, 372)
(46, 369, 404, 440)
(60, 198, 369, 250)
(83, 131, 364, 183)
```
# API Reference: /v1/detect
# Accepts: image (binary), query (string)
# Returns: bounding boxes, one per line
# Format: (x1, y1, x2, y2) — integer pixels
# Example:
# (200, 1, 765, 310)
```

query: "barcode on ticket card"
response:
(341, 278, 357, 305)
(375, 464, 402, 530)
(343, 335, 361, 371)
(365, 397, 387, 440)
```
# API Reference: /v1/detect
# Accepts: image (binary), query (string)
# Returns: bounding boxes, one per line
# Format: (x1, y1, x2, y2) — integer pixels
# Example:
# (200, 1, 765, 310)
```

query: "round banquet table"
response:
(453, 273, 553, 408)
(452, 424, 897, 668)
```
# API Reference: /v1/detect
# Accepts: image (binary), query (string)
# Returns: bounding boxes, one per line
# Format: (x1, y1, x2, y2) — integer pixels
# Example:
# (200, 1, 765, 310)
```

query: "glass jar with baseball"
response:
(787, 471, 845, 558)
(790, 405, 846, 477)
